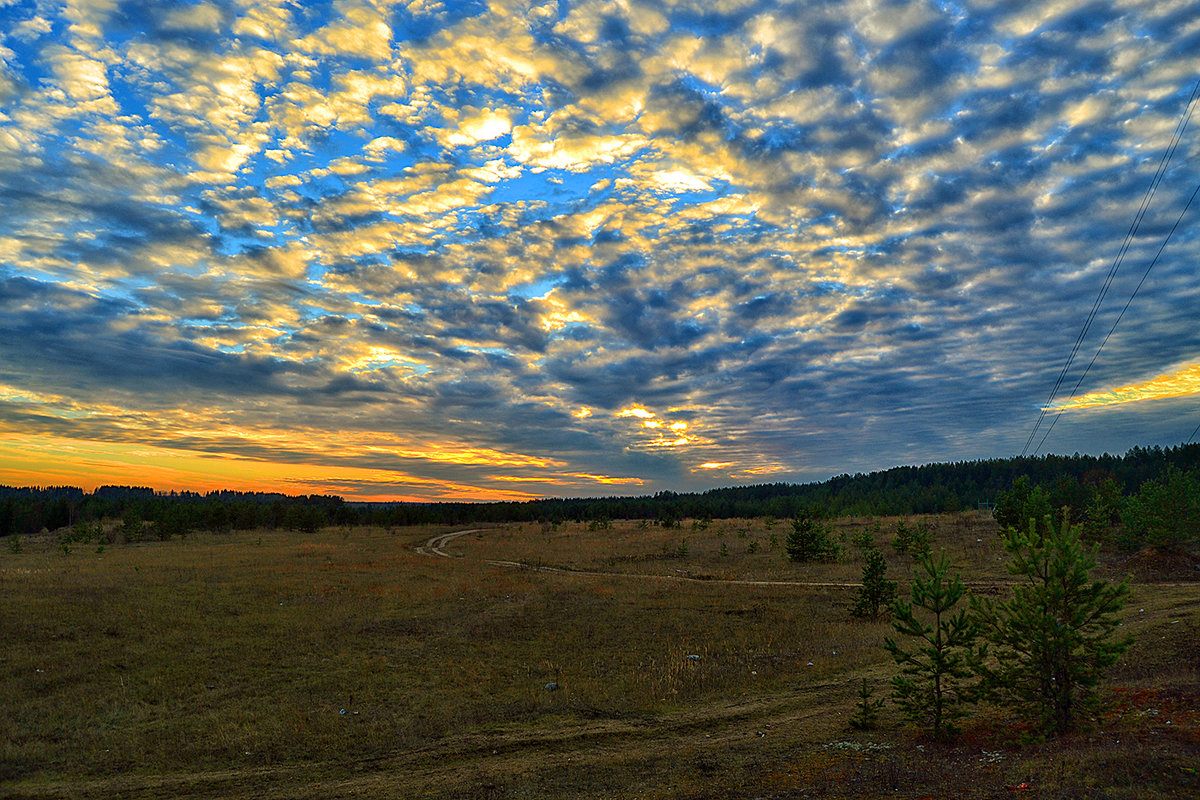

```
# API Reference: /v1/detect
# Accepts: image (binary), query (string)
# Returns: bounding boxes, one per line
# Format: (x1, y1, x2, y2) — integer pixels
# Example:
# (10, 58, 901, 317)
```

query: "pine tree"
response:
(973, 512, 1130, 735)
(1121, 466, 1200, 551)
(851, 546, 896, 620)
(848, 678, 885, 730)
(786, 511, 839, 562)
(892, 518, 933, 558)
(884, 550, 977, 739)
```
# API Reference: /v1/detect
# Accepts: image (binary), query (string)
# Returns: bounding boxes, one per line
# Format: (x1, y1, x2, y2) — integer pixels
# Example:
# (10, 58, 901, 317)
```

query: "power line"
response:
(1021, 77, 1200, 456)
(1032, 178, 1200, 455)
(1022, 77, 1200, 456)
(1021, 95, 1193, 456)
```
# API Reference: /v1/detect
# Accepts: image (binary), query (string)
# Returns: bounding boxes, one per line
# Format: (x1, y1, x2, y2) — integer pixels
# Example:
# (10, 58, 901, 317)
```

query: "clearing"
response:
(2, 514, 1197, 798)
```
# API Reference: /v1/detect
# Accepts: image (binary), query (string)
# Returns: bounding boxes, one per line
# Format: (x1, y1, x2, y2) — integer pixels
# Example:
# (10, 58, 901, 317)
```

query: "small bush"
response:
(62, 521, 103, 545)
(121, 517, 148, 543)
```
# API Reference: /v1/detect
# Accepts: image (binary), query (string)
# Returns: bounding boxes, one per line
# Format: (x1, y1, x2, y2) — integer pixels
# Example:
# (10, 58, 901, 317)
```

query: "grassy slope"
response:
(1, 515, 1197, 799)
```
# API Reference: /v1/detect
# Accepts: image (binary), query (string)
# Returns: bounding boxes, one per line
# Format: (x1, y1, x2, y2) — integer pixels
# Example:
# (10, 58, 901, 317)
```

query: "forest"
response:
(3, 443, 1199, 550)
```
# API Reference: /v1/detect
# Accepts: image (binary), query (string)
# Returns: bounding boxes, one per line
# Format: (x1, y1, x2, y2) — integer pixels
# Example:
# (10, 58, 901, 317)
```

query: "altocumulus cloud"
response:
(2, 0, 1200, 500)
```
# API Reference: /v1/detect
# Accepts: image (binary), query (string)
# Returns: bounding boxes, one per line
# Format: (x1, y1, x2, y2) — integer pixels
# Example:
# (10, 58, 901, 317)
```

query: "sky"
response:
(2, 0, 1200, 502)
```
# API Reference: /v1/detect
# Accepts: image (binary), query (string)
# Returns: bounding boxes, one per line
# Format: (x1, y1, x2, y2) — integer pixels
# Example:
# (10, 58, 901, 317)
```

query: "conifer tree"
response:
(892, 518, 933, 558)
(848, 678, 885, 730)
(851, 546, 896, 620)
(884, 550, 976, 739)
(786, 511, 839, 562)
(973, 512, 1130, 735)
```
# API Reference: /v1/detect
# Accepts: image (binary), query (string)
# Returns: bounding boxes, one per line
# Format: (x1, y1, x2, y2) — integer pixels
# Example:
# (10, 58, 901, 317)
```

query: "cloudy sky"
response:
(2, 0, 1199, 501)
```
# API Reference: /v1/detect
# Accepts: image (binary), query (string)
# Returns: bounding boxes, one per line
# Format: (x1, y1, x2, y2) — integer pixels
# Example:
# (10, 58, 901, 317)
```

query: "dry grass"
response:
(1, 516, 1196, 799)
(473, 512, 1008, 583)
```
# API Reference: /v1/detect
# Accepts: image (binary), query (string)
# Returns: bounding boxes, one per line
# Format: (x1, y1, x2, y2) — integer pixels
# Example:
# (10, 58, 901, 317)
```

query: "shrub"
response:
(120, 516, 147, 543)
(63, 521, 103, 545)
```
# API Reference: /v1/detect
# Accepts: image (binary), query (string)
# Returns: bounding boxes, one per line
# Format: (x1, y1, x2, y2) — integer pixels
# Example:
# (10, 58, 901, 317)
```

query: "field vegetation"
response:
(2, 509, 1198, 799)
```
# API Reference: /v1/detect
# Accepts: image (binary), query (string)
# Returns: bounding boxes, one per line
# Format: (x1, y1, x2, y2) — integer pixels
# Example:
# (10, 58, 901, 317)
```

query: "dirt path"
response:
(415, 528, 1025, 590)
(10, 680, 851, 800)
(414, 527, 489, 557)
(417, 528, 868, 587)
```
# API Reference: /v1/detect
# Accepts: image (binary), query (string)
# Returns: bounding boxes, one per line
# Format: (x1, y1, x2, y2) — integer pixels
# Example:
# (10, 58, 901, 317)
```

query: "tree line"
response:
(0, 486, 353, 540)
(3, 443, 1199, 549)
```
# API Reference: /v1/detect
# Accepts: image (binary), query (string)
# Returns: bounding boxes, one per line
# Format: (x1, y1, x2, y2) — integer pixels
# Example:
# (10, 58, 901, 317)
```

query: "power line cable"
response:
(1022, 77, 1200, 456)
(1032, 177, 1200, 455)
(1021, 77, 1200, 456)
(1022, 78, 1200, 456)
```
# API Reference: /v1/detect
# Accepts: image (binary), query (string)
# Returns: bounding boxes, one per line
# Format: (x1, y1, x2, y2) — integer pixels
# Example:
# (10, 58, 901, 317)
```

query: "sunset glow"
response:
(1055, 365, 1200, 412)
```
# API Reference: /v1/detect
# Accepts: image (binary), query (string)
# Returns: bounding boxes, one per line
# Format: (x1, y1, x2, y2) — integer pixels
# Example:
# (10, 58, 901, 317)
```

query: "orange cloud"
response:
(1053, 364, 1200, 411)
(487, 472, 645, 486)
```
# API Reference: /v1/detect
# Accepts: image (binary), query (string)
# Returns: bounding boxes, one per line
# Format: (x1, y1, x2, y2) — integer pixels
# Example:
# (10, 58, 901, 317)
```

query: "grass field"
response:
(2, 515, 1197, 799)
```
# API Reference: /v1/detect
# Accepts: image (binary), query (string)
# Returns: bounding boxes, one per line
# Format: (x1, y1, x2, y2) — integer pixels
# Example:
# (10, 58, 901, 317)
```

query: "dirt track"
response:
(414, 528, 489, 557)
(415, 528, 1031, 590)
(11, 680, 849, 799)
(417, 527, 873, 587)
